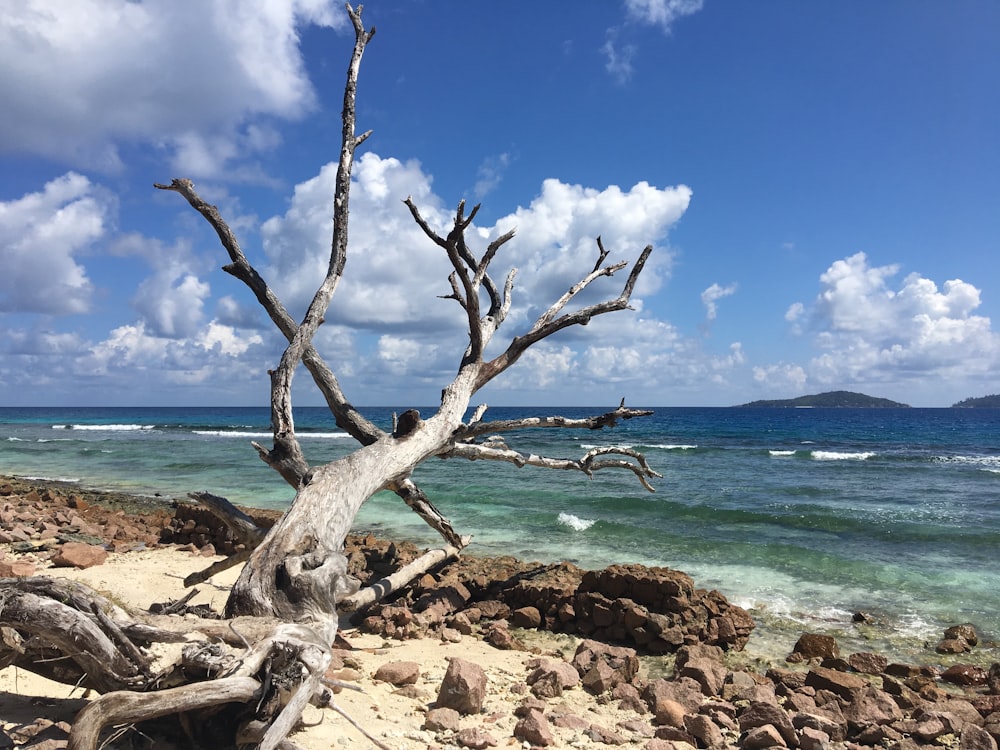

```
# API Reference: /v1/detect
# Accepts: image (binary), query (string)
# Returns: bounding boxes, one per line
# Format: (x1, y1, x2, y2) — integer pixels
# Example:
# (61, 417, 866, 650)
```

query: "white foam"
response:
(653, 444, 698, 450)
(557, 512, 596, 531)
(54, 424, 155, 432)
(812, 450, 875, 461)
(769, 450, 796, 457)
(193, 430, 351, 439)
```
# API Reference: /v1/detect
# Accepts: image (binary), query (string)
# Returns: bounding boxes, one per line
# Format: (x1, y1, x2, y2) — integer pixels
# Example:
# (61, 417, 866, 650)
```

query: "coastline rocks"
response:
(359, 557, 755, 655)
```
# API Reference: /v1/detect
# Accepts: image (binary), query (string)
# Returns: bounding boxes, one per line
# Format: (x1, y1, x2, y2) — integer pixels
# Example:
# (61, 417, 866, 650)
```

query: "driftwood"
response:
(1, 4, 661, 748)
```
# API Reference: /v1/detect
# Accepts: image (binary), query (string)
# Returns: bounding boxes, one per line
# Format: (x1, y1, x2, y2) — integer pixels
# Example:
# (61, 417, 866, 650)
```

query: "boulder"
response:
(50, 542, 107, 569)
(373, 660, 420, 686)
(514, 709, 554, 747)
(790, 633, 839, 661)
(437, 657, 487, 715)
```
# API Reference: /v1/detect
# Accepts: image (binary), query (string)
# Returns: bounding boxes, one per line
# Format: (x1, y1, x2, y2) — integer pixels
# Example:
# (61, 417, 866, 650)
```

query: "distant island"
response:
(952, 394, 1000, 408)
(736, 390, 910, 408)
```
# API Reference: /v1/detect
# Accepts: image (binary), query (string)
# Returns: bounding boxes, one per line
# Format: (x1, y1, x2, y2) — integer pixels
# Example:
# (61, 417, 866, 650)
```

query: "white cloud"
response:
(624, 0, 705, 32)
(257, 154, 701, 399)
(602, 30, 637, 84)
(790, 251, 1000, 387)
(0, 172, 108, 314)
(473, 152, 513, 199)
(0, 0, 344, 174)
(132, 271, 211, 338)
(701, 282, 737, 321)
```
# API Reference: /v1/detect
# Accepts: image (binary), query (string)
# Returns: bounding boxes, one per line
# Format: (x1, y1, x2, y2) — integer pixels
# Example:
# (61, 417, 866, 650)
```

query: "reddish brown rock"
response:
(0, 559, 36, 577)
(742, 723, 787, 749)
(50, 541, 107, 569)
(423, 707, 460, 733)
(945, 623, 980, 647)
(437, 658, 487, 715)
(373, 660, 420, 686)
(790, 633, 839, 661)
(514, 709, 554, 746)
(679, 658, 728, 697)
(738, 702, 796, 747)
(804, 666, 866, 701)
(511, 606, 541, 629)
(848, 651, 888, 674)
(961, 724, 999, 750)
(455, 727, 497, 749)
(942, 664, 989, 687)
(682, 714, 724, 748)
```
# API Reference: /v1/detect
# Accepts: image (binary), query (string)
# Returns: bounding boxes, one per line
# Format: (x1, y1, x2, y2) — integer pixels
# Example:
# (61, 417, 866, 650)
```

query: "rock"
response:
(654, 699, 689, 729)
(798, 725, 831, 750)
(511, 606, 542, 628)
(683, 714, 724, 748)
(483, 620, 524, 650)
(573, 639, 639, 686)
(792, 712, 847, 743)
(0, 559, 36, 577)
(946, 623, 980, 647)
(437, 658, 487, 715)
(943, 664, 989, 687)
(373, 660, 420, 686)
(50, 541, 107, 569)
(514, 709, 554, 746)
(938, 638, 974, 654)
(804, 666, 866, 701)
(962, 724, 999, 750)
(848, 651, 888, 674)
(742, 723, 788, 749)
(844, 685, 903, 729)
(679, 658, 728, 697)
(586, 724, 629, 745)
(990, 663, 1000, 695)
(738, 702, 796, 746)
(455, 727, 497, 749)
(790, 633, 839, 661)
(424, 706, 460, 733)
(527, 659, 580, 699)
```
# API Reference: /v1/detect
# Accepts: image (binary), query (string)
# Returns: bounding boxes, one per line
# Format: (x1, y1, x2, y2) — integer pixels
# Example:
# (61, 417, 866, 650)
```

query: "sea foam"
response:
(812, 450, 875, 461)
(557, 512, 596, 531)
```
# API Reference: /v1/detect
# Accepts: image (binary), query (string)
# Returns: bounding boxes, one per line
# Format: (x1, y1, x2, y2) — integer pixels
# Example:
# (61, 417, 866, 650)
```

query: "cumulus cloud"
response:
(0, 172, 108, 314)
(790, 251, 1000, 386)
(701, 282, 737, 321)
(0, 0, 344, 174)
(255, 153, 707, 400)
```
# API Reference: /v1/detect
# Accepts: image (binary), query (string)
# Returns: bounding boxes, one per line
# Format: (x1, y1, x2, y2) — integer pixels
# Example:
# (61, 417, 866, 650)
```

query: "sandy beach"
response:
(1, 547, 652, 749)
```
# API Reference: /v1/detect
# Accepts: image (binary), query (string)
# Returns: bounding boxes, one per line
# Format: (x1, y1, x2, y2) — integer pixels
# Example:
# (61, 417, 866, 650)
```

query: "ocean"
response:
(2, 405, 998, 664)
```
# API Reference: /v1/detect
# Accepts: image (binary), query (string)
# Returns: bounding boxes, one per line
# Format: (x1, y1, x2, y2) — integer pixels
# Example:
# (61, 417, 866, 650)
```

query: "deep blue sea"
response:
(2, 405, 999, 662)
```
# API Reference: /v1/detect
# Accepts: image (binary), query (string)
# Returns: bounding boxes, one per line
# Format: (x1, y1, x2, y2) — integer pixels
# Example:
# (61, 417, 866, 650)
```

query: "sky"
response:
(1, 1, 999, 408)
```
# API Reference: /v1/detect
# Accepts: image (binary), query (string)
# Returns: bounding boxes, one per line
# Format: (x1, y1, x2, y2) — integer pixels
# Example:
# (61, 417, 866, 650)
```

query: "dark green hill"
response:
(952, 394, 1000, 408)
(737, 390, 909, 408)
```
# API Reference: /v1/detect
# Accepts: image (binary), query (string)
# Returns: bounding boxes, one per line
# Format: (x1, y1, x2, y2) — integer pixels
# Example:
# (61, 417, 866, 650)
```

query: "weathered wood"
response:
(339, 545, 461, 612)
(67, 676, 261, 750)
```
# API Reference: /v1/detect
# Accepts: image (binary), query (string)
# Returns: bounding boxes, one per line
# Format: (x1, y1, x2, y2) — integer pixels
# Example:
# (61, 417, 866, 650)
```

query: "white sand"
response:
(1, 549, 643, 749)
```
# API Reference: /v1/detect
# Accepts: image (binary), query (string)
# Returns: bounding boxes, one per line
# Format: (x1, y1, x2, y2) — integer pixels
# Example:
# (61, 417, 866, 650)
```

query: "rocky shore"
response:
(2, 475, 1000, 750)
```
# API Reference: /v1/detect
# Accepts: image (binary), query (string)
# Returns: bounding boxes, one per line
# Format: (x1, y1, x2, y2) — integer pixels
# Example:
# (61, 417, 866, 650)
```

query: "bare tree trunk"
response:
(0, 5, 664, 748)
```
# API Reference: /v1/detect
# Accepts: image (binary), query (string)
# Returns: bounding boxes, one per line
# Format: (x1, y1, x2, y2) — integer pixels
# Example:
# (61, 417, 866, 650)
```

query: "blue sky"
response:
(1, 1, 998, 408)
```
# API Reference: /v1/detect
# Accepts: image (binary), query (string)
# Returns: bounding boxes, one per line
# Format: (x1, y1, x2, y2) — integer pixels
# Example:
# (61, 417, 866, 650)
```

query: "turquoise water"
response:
(2, 405, 999, 661)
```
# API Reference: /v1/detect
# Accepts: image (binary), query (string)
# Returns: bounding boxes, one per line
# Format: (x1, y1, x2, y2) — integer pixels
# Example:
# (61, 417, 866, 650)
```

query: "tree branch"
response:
(475, 242, 654, 390)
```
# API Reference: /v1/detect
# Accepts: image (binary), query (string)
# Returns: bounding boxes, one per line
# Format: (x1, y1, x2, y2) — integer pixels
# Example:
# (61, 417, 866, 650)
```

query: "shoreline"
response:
(2, 473, 998, 669)
(3, 474, 1000, 748)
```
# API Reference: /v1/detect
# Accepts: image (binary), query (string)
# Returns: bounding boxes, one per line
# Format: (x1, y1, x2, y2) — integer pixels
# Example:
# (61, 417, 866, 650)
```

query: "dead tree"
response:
(0, 5, 660, 748)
